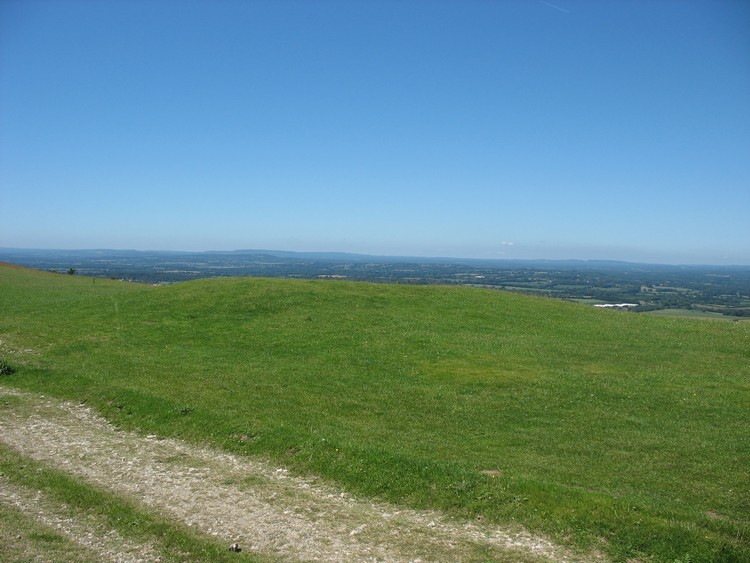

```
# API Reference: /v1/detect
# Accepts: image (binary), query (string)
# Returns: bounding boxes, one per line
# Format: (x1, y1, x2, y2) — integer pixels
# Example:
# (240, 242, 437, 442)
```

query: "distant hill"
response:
(4, 246, 750, 271)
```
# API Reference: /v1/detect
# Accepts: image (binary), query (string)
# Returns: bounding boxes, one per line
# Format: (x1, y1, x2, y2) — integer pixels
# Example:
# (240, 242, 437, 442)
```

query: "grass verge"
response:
(0, 443, 264, 562)
(0, 499, 104, 563)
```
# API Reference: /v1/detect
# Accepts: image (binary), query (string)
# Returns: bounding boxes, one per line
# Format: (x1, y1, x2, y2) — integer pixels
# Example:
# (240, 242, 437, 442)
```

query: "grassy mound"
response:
(1, 263, 748, 560)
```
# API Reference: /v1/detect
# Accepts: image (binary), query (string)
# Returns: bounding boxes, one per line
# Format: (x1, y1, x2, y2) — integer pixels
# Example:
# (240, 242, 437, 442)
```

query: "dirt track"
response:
(0, 387, 595, 561)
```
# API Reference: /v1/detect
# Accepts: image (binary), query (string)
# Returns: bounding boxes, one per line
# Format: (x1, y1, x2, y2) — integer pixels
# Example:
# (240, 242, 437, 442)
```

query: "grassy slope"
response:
(1, 263, 748, 561)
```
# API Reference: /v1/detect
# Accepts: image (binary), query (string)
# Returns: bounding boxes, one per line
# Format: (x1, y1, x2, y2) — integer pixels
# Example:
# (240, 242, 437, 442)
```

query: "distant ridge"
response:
(0, 247, 750, 271)
(5, 246, 748, 270)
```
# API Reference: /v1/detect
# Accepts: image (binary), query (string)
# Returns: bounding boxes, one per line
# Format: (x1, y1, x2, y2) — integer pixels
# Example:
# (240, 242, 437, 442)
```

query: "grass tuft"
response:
(0, 359, 16, 376)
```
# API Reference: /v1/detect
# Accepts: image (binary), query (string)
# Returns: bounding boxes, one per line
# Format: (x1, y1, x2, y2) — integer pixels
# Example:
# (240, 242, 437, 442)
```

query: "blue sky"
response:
(1, 0, 748, 264)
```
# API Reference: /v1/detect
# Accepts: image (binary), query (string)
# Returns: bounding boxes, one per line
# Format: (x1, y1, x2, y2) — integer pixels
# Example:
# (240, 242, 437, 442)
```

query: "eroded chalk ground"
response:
(0, 387, 598, 562)
(0, 476, 160, 563)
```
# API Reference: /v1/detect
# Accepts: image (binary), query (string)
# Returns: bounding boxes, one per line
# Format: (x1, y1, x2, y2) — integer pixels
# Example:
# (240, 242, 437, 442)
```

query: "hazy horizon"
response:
(3, 244, 750, 267)
(2, 1, 748, 265)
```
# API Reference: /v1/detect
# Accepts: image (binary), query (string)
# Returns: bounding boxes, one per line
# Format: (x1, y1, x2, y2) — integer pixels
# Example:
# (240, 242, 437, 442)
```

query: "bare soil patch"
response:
(0, 387, 598, 561)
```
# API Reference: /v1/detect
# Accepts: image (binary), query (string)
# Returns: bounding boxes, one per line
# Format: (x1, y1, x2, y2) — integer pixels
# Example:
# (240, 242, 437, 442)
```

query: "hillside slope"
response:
(1, 263, 748, 561)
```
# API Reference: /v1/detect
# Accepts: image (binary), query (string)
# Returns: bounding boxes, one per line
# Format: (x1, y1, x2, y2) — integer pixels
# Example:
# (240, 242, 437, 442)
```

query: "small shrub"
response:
(0, 359, 16, 376)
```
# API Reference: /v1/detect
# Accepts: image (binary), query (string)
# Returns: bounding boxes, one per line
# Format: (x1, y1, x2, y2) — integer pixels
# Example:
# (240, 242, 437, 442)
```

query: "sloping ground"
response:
(0, 388, 596, 562)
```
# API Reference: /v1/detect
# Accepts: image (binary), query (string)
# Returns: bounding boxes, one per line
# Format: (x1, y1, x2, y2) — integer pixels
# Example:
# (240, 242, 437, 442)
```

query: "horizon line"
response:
(1, 246, 749, 268)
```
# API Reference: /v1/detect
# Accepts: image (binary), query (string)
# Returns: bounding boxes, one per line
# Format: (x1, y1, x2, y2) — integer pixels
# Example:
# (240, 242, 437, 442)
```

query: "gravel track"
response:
(0, 387, 595, 562)
(0, 477, 159, 562)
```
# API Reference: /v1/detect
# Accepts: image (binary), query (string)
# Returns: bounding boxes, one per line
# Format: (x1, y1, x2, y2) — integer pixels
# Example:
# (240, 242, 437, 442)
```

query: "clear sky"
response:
(1, 0, 748, 264)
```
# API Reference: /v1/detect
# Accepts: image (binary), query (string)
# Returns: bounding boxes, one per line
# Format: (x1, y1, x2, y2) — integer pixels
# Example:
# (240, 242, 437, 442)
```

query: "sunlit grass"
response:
(1, 264, 748, 561)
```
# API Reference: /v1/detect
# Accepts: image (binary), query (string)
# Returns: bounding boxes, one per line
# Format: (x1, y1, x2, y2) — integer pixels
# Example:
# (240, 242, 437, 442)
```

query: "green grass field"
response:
(1, 263, 748, 561)
(642, 308, 749, 321)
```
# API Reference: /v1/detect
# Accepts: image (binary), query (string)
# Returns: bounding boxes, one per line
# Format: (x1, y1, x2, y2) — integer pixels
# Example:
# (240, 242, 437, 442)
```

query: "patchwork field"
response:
(1, 263, 748, 561)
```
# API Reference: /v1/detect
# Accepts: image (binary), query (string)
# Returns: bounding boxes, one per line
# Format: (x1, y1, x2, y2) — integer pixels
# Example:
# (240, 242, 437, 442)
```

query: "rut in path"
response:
(0, 388, 596, 562)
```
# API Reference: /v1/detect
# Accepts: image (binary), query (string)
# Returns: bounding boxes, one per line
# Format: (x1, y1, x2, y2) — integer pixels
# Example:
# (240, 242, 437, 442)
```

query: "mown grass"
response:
(1, 263, 748, 561)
